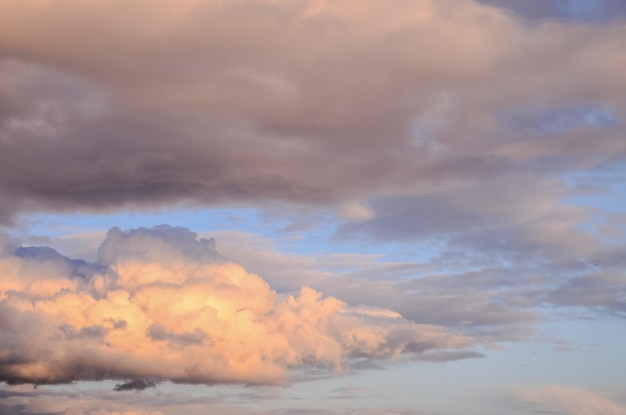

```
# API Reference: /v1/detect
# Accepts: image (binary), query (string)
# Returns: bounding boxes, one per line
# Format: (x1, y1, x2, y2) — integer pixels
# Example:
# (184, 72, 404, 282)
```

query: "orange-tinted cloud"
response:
(0, 226, 474, 387)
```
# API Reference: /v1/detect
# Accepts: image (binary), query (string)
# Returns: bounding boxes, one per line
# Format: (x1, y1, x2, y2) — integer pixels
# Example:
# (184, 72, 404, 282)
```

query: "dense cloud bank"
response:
(0, 226, 473, 387)
(1, 0, 626, 223)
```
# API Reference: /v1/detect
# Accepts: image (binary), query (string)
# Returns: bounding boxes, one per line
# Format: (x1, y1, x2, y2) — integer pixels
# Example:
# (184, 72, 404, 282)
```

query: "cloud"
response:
(0, 226, 474, 387)
(67, 411, 164, 415)
(337, 202, 375, 222)
(545, 272, 626, 316)
(0, 383, 253, 415)
(477, 0, 626, 22)
(206, 230, 539, 342)
(113, 379, 157, 392)
(0, 0, 626, 224)
(0, 382, 441, 415)
(1, 4, 625, 327)
(514, 384, 626, 415)
(334, 173, 626, 319)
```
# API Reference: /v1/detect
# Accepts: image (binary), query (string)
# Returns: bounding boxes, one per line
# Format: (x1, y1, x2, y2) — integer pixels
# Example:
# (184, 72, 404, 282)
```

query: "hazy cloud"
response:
(514, 384, 626, 415)
(0, 382, 439, 415)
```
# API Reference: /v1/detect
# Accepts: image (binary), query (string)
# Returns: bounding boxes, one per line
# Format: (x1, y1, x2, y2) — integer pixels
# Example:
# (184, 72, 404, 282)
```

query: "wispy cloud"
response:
(514, 384, 626, 415)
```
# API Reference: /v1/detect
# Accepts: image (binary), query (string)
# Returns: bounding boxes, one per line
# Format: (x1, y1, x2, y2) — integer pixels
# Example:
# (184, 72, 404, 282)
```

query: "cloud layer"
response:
(1, 0, 626, 224)
(0, 226, 473, 387)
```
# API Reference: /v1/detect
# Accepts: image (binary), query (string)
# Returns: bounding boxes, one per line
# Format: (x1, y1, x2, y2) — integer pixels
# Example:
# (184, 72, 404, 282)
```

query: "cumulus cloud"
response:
(0, 226, 474, 387)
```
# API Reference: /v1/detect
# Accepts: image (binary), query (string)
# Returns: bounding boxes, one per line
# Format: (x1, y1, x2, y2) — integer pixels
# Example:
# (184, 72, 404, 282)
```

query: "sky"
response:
(0, 0, 625, 414)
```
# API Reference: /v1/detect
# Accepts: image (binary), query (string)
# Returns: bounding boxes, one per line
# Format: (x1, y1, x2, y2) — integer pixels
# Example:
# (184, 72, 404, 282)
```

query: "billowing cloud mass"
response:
(1, 0, 626, 224)
(0, 226, 473, 387)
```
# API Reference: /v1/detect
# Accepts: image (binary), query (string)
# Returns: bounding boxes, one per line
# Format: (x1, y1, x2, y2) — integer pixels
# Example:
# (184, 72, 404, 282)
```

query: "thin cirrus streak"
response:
(0, 225, 474, 388)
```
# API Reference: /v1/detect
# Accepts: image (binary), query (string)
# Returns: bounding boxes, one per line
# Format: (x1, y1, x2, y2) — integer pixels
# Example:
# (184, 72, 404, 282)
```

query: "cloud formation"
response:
(0, 226, 473, 387)
(514, 384, 626, 415)
(0, 0, 625, 224)
(0, 382, 442, 415)
(113, 379, 157, 392)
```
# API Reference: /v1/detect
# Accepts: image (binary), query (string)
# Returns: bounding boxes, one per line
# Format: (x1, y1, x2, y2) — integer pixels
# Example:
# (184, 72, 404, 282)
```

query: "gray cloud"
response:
(0, 0, 625, 225)
(113, 378, 158, 392)
(545, 272, 626, 316)
(208, 231, 539, 341)
(145, 323, 210, 348)
(55, 324, 108, 341)
(413, 350, 485, 362)
(208, 226, 626, 348)
(0, 382, 446, 415)
(333, 170, 626, 319)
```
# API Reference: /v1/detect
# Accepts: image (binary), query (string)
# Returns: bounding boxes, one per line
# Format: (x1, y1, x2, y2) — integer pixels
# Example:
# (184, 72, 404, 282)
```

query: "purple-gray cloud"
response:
(113, 378, 158, 392)
(0, 0, 625, 225)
